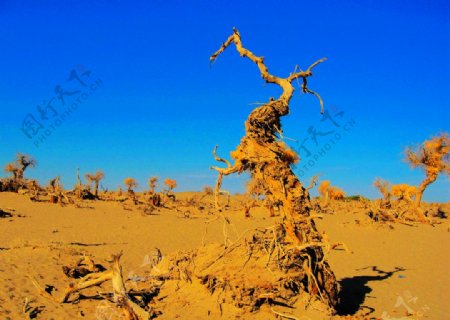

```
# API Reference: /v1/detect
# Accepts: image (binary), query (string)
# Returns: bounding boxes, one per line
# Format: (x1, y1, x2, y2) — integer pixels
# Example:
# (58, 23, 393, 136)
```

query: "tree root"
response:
(53, 254, 155, 319)
(61, 269, 113, 303)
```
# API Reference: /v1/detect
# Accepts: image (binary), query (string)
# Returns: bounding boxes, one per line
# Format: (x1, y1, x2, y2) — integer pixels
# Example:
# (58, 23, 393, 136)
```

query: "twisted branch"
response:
(210, 27, 326, 105)
(210, 146, 238, 209)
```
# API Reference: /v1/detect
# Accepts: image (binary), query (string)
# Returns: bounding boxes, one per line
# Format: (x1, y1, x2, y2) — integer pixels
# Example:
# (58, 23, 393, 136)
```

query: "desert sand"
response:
(1, 191, 448, 319)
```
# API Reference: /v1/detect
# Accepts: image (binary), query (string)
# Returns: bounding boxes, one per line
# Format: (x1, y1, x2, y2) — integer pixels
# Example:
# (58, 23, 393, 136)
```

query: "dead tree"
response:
(48, 176, 69, 204)
(373, 178, 392, 208)
(124, 177, 138, 203)
(75, 168, 82, 198)
(147, 176, 162, 206)
(148, 176, 158, 194)
(406, 133, 449, 207)
(163, 178, 177, 201)
(3, 153, 36, 191)
(85, 171, 105, 198)
(318, 180, 345, 206)
(210, 28, 338, 309)
(71, 168, 96, 200)
(26, 179, 41, 201)
(15, 153, 36, 182)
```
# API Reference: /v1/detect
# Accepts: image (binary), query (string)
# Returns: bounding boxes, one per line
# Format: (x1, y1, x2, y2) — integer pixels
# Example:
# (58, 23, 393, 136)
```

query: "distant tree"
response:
(124, 178, 138, 194)
(329, 187, 345, 200)
(406, 133, 449, 206)
(203, 185, 213, 195)
(4, 153, 36, 183)
(318, 180, 345, 204)
(148, 176, 158, 194)
(85, 171, 105, 198)
(306, 175, 320, 191)
(2, 154, 36, 192)
(374, 178, 391, 200)
(164, 178, 177, 193)
(246, 177, 268, 199)
(26, 179, 41, 200)
(373, 178, 392, 206)
(4, 163, 19, 180)
(15, 154, 36, 181)
(163, 178, 177, 201)
(318, 180, 330, 198)
(48, 176, 61, 194)
(48, 176, 68, 204)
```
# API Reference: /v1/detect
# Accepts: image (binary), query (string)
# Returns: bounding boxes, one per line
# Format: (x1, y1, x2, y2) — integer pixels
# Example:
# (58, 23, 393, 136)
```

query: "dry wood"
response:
(61, 270, 113, 303)
(111, 254, 153, 320)
(209, 28, 338, 309)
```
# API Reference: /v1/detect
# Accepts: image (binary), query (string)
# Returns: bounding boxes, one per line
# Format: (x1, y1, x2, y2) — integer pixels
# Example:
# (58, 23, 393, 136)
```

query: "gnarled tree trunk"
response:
(415, 173, 437, 207)
(211, 29, 338, 309)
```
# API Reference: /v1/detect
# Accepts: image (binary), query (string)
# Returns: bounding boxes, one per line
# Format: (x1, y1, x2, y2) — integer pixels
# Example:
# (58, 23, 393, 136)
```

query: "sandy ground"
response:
(0, 192, 449, 319)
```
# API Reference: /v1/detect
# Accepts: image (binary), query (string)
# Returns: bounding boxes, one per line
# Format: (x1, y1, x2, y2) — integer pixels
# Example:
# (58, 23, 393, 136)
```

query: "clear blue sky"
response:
(0, 0, 449, 201)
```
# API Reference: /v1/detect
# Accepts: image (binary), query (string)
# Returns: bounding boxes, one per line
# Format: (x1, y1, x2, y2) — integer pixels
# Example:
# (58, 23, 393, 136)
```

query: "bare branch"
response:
(210, 28, 326, 106)
(302, 77, 324, 114)
(212, 145, 231, 168)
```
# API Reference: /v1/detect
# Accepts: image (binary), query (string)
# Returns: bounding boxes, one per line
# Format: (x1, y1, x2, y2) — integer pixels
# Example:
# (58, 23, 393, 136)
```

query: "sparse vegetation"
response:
(368, 133, 450, 224)
(318, 180, 345, 205)
(343, 195, 367, 201)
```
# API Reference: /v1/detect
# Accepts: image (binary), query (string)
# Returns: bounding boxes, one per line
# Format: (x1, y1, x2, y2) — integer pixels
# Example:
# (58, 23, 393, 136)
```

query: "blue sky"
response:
(0, 0, 449, 201)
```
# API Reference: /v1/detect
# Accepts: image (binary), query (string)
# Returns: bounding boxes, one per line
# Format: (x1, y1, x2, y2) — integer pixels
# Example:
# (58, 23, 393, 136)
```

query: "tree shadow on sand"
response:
(0, 209, 13, 218)
(337, 266, 405, 316)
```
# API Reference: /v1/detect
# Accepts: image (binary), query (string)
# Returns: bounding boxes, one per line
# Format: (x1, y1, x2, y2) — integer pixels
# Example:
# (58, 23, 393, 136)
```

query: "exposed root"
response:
(61, 270, 113, 303)
(57, 254, 155, 319)
(365, 198, 442, 226)
(270, 305, 300, 320)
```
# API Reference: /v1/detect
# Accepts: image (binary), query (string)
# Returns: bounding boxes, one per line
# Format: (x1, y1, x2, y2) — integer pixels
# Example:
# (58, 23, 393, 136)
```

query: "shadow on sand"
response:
(337, 266, 405, 316)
